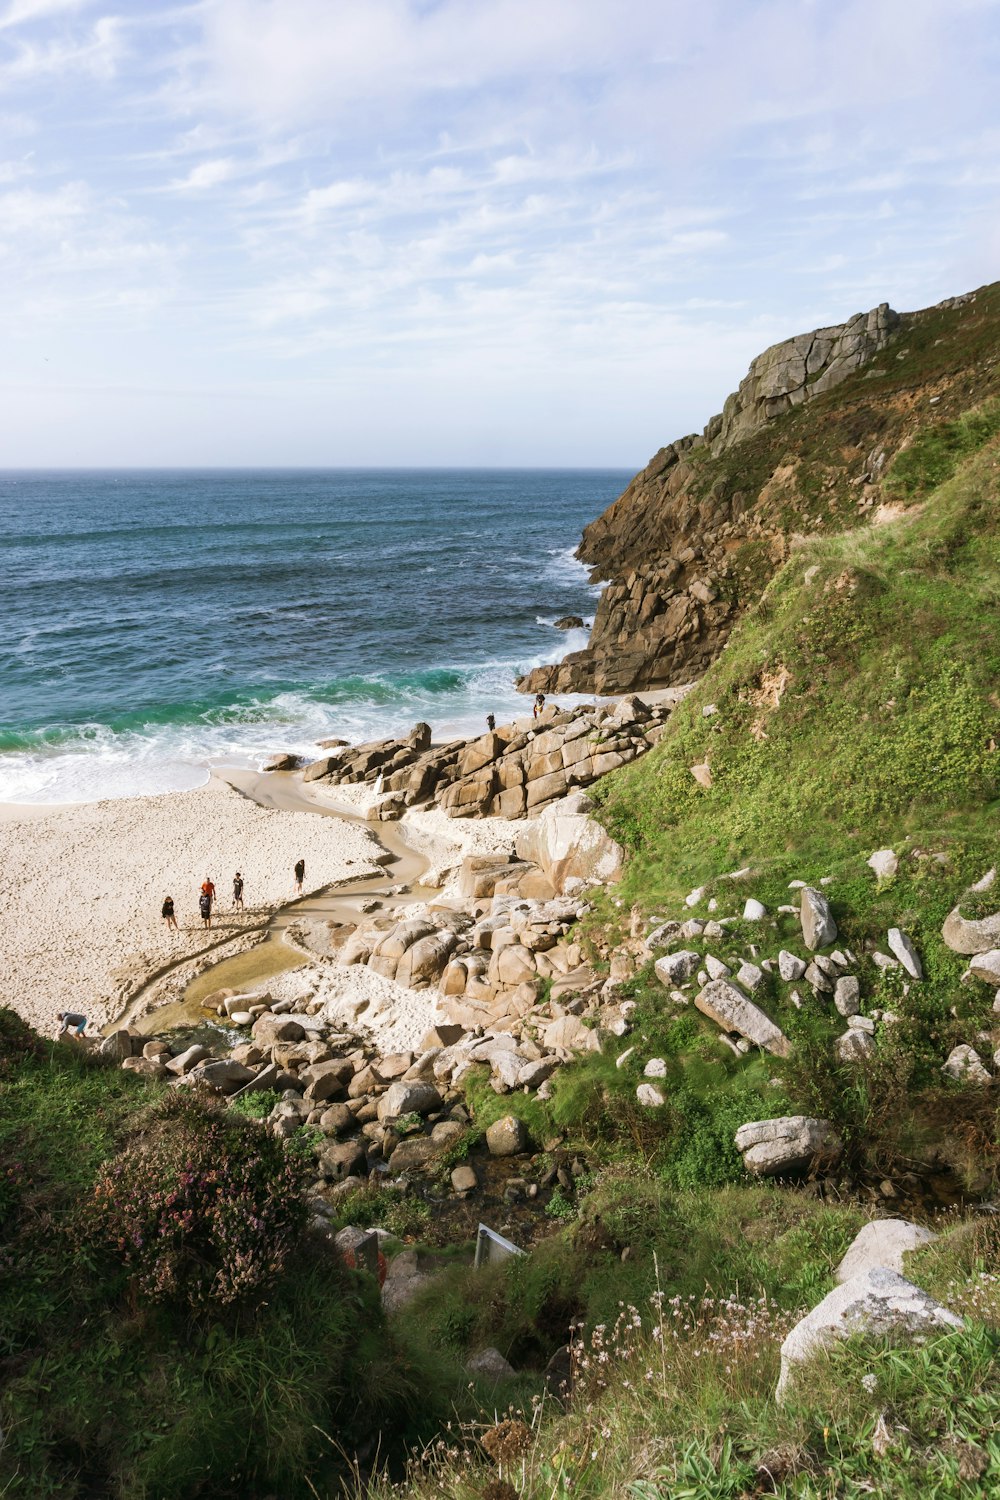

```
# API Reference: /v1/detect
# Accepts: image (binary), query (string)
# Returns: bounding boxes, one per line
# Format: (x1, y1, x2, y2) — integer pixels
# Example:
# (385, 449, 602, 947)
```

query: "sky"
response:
(1, 0, 999, 467)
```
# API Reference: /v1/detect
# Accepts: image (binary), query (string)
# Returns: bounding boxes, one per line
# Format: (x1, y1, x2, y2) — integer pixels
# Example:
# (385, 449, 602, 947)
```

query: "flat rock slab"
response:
(776, 1266, 962, 1402)
(835, 1219, 937, 1283)
(695, 978, 790, 1057)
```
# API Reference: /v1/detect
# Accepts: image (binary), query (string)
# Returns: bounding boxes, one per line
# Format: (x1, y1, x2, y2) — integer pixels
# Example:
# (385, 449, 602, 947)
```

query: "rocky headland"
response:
(522, 283, 999, 696)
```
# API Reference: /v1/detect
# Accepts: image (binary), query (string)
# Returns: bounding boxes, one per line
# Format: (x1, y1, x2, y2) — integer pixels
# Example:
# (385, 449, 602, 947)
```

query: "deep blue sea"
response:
(0, 469, 628, 803)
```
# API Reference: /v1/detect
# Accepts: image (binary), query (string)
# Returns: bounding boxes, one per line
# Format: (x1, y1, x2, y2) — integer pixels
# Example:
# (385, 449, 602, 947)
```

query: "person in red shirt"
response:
(201, 876, 216, 903)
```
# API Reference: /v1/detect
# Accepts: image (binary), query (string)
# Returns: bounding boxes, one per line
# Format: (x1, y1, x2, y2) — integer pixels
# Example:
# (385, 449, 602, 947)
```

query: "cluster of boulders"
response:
(103, 1001, 543, 1197)
(300, 698, 670, 819)
(637, 882, 900, 1085)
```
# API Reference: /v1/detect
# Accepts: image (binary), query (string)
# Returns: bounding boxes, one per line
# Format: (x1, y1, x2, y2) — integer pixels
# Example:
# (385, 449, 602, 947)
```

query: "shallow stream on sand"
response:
(123, 768, 434, 1036)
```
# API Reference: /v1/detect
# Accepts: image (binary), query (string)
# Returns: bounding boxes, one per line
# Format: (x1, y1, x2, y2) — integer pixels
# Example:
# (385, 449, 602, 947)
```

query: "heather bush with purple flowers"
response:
(88, 1090, 309, 1309)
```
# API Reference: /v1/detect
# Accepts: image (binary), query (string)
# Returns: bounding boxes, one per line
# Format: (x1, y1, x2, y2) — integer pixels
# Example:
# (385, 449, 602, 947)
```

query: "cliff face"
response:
(521, 284, 1000, 697)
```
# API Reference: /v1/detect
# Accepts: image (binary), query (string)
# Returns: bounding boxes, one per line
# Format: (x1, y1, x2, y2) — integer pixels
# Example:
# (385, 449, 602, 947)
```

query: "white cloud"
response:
(169, 155, 238, 190)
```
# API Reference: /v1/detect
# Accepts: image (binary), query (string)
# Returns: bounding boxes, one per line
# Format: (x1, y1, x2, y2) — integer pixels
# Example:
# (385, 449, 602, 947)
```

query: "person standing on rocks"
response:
(486, 713, 496, 732)
(233, 871, 244, 911)
(533, 693, 546, 720)
(199, 889, 213, 930)
(161, 895, 178, 931)
(293, 858, 305, 894)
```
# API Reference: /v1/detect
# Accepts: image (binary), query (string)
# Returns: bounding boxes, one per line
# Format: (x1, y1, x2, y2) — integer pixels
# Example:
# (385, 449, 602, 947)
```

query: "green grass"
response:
(590, 437, 1000, 899)
(0, 1010, 443, 1498)
(361, 1203, 1000, 1500)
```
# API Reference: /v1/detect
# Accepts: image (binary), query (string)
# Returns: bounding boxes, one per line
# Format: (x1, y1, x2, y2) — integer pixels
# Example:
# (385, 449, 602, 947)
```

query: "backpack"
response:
(199, 894, 211, 917)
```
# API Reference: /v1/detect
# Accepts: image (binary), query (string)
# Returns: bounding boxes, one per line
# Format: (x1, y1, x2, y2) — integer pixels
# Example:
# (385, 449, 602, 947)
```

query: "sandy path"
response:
(0, 777, 385, 1036)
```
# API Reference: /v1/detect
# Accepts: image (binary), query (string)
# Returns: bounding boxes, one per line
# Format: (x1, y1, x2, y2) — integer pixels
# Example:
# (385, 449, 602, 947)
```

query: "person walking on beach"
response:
(57, 1011, 89, 1039)
(161, 895, 178, 931)
(233, 871, 244, 911)
(199, 890, 213, 929)
(293, 858, 305, 894)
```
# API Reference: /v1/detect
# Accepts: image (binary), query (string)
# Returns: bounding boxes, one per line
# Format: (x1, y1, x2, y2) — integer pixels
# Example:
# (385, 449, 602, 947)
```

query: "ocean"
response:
(0, 468, 628, 803)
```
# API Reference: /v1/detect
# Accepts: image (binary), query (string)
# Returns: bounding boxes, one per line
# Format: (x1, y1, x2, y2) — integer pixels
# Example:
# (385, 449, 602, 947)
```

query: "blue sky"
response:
(2, 0, 999, 466)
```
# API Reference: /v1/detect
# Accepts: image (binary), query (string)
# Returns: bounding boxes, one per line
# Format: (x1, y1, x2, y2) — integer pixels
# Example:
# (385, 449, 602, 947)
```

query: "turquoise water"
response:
(0, 468, 627, 802)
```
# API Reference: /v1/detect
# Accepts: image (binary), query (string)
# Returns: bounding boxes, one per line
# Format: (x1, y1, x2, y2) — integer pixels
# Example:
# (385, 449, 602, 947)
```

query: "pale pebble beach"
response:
(0, 777, 386, 1037)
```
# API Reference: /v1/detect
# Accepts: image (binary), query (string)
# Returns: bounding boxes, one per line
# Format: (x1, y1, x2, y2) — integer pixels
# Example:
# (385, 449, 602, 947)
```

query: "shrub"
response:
(87, 1090, 309, 1309)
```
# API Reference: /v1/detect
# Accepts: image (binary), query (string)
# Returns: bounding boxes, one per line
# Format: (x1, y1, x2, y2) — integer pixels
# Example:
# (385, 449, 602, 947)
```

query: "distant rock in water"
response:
(553, 615, 584, 630)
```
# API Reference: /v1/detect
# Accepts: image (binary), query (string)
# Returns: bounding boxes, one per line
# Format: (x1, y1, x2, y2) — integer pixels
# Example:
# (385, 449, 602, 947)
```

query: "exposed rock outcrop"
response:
(521, 303, 904, 697)
(303, 702, 671, 820)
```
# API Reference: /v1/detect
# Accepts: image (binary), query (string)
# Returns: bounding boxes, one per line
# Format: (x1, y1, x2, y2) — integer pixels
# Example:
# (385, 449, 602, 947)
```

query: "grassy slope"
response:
(591, 431, 1000, 899)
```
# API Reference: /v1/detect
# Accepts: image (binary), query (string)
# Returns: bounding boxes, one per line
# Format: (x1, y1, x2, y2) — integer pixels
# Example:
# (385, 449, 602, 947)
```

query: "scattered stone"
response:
(377, 1081, 442, 1122)
(872, 952, 900, 970)
(653, 950, 701, 985)
(735, 961, 764, 992)
(804, 962, 833, 994)
(486, 1115, 530, 1156)
(165, 1044, 209, 1076)
(743, 899, 767, 921)
(867, 849, 898, 879)
(734, 1117, 843, 1176)
(942, 1046, 991, 1084)
(835, 1219, 937, 1283)
(837, 1029, 874, 1062)
(694, 978, 790, 1057)
(775, 1267, 962, 1402)
(778, 950, 807, 982)
(833, 976, 861, 1017)
(636, 1083, 665, 1108)
(451, 1164, 478, 1195)
(643, 1058, 667, 1078)
(942, 904, 1000, 956)
(800, 888, 837, 950)
(969, 950, 1000, 986)
(466, 1347, 516, 1381)
(887, 928, 923, 980)
(705, 954, 731, 981)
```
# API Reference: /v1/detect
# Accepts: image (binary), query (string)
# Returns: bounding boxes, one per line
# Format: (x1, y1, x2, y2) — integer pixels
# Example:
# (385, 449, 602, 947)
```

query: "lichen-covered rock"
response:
(654, 950, 701, 985)
(776, 1267, 961, 1402)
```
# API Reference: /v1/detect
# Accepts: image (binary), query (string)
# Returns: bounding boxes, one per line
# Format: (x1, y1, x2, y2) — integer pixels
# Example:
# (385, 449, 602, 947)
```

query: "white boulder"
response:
(776, 1267, 961, 1402)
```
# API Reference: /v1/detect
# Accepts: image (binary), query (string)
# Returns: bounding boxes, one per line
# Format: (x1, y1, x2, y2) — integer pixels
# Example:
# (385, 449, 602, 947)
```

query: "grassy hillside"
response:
(590, 425, 1000, 897)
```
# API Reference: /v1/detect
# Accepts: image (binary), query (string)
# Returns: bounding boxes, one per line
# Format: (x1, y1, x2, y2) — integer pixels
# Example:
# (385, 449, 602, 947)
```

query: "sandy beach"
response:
(0, 777, 386, 1036)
